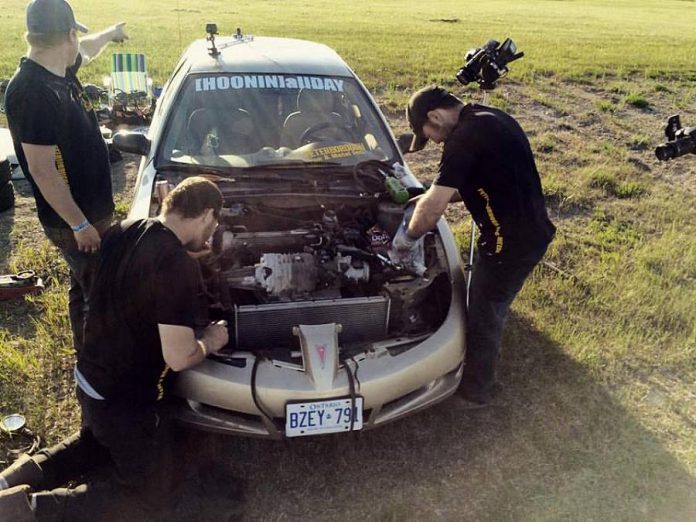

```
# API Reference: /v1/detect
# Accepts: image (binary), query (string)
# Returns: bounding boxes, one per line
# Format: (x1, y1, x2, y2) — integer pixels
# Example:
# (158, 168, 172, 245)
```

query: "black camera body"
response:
(456, 38, 524, 91)
(655, 115, 696, 161)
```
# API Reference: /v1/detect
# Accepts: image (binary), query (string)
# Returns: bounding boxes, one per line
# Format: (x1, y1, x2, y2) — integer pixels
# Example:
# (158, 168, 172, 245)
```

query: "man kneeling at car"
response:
(0, 177, 241, 521)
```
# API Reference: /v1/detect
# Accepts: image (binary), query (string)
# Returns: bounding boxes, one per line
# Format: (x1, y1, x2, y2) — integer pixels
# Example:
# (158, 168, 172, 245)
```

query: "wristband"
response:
(71, 220, 91, 233)
(197, 340, 208, 358)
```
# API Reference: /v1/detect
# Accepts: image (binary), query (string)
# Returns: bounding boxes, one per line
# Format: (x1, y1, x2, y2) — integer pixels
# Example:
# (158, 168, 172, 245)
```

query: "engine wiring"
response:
(251, 354, 276, 429)
(343, 356, 360, 434)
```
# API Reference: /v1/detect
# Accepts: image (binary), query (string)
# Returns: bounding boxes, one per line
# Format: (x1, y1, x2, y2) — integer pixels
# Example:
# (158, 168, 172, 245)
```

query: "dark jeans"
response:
(31, 389, 175, 522)
(42, 216, 112, 353)
(461, 247, 547, 401)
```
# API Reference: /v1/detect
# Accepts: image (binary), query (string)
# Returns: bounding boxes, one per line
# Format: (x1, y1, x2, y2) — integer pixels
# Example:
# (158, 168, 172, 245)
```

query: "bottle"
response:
(377, 168, 410, 204)
(384, 176, 410, 204)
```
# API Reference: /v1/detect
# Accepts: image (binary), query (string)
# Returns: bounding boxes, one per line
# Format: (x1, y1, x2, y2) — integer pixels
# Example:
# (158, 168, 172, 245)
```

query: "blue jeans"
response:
(461, 247, 547, 401)
(42, 217, 112, 353)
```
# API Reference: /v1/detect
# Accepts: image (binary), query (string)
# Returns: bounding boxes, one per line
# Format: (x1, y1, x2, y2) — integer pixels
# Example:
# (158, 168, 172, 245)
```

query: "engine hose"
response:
(251, 354, 276, 429)
(353, 160, 391, 193)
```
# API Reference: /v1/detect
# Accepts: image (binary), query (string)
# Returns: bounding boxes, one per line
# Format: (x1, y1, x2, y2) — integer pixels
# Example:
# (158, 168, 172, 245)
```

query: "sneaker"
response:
(0, 484, 35, 522)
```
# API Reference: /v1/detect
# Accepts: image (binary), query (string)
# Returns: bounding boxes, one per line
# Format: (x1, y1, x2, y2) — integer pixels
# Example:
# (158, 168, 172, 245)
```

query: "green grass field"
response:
(1, 1, 695, 520)
(2, 0, 696, 89)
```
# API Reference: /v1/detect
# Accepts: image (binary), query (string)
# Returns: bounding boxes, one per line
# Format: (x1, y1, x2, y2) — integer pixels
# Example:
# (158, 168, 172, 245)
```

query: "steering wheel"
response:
(299, 121, 353, 145)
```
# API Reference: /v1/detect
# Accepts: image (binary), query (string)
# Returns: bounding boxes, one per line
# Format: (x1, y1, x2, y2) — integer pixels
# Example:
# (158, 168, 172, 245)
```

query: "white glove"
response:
(388, 222, 426, 276)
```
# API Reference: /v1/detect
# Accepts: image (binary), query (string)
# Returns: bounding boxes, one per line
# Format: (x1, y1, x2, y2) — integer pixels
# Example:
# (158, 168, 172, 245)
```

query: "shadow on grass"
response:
(178, 312, 695, 521)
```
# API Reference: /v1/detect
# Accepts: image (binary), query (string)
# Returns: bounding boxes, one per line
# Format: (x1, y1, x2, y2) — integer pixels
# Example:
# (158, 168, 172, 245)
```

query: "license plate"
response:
(285, 397, 364, 438)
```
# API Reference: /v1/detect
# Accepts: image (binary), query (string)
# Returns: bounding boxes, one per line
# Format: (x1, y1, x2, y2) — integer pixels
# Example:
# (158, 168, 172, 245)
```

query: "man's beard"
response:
(184, 237, 206, 252)
(185, 221, 216, 252)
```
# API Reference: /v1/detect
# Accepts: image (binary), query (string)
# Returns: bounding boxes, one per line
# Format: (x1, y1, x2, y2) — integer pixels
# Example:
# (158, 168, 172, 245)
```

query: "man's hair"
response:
(435, 94, 463, 110)
(161, 177, 223, 219)
(25, 31, 71, 49)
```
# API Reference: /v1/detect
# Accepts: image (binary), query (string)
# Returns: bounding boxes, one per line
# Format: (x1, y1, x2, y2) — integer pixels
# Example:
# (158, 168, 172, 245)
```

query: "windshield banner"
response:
(195, 75, 345, 93)
(307, 143, 366, 161)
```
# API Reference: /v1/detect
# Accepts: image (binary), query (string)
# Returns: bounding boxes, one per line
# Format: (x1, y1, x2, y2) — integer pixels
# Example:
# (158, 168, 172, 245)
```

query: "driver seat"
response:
(280, 89, 345, 148)
(186, 91, 260, 155)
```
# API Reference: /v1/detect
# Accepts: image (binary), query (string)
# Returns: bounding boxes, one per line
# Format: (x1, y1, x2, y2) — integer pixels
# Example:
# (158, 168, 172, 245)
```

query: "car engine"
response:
(182, 190, 453, 353)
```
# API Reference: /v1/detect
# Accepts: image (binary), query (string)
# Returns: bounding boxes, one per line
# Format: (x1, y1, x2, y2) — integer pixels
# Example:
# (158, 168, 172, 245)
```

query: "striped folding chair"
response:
(109, 53, 152, 105)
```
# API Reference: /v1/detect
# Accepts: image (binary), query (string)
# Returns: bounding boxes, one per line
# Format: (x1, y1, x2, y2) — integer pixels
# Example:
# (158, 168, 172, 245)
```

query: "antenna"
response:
(176, 0, 182, 53)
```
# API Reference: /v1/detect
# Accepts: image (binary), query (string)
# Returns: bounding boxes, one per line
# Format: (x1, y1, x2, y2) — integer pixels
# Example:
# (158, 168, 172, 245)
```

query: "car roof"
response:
(183, 36, 354, 77)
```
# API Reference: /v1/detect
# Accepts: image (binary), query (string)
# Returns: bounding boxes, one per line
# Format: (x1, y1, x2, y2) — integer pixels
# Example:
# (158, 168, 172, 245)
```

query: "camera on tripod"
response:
(655, 115, 696, 161)
(456, 38, 524, 91)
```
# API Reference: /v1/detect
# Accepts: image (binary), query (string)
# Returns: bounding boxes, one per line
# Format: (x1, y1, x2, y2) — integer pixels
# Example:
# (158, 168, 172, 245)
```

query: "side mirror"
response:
(113, 131, 151, 156)
(397, 133, 414, 154)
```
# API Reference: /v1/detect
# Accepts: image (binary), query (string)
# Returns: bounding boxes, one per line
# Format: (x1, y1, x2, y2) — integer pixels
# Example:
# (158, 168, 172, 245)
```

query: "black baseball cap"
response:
(406, 86, 458, 152)
(26, 0, 88, 34)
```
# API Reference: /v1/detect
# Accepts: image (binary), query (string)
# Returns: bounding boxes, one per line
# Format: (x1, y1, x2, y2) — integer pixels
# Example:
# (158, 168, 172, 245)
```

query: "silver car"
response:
(115, 27, 465, 439)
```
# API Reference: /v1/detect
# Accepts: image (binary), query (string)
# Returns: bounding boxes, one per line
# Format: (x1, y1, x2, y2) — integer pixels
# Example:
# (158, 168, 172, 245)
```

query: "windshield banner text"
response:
(195, 75, 345, 93)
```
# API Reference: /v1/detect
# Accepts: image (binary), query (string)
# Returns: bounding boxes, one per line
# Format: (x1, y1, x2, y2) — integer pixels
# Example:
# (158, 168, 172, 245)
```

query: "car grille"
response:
(234, 296, 390, 350)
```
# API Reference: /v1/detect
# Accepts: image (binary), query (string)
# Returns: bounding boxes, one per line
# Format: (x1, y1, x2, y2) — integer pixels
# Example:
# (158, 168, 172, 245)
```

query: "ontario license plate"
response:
(285, 397, 364, 438)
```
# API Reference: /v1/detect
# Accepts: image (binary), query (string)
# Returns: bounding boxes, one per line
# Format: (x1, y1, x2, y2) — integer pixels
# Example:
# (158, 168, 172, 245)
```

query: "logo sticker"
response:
(307, 143, 365, 161)
(315, 344, 327, 369)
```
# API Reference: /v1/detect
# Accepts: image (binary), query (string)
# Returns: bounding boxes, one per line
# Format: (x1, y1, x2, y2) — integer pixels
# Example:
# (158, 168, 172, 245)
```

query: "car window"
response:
(155, 59, 189, 119)
(158, 73, 397, 168)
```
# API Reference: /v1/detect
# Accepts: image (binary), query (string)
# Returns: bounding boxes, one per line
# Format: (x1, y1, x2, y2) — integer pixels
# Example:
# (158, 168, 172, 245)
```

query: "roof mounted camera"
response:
(206, 23, 220, 56)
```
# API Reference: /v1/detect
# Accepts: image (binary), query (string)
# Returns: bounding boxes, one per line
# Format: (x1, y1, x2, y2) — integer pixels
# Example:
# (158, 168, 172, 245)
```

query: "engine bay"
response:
(155, 175, 453, 355)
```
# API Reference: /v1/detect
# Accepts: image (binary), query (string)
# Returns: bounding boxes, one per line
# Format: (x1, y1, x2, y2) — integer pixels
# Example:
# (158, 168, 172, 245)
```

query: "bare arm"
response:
(79, 23, 129, 65)
(22, 143, 101, 251)
(407, 185, 458, 238)
(158, 321, 228, 372)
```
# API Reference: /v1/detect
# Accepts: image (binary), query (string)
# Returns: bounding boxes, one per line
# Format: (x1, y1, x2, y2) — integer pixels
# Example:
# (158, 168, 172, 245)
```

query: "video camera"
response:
(655, 115, 696, 161)
(456, 38, 524, 91)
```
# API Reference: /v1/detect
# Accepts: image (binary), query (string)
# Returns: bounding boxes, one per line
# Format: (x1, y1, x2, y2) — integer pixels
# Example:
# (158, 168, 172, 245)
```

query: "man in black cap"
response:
(5, 0, 128, 352)
(390, 85, 556, 406)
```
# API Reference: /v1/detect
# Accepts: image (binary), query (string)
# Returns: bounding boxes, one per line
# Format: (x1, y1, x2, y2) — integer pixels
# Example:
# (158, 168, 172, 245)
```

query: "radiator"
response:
(234, 296, 390, 350)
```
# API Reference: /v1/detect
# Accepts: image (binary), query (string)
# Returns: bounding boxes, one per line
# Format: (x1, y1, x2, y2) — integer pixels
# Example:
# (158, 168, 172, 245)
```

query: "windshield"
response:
(158, 73, 398, 169)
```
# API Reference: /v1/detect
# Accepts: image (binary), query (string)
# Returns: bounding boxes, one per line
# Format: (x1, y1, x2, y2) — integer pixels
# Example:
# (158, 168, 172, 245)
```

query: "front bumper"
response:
(173, 220, 466, 439)
(175, 360, 464, 438)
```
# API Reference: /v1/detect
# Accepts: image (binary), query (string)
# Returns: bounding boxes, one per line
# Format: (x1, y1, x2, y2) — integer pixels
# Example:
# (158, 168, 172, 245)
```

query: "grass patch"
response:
(625, 93, 650, 108)
(595, 100, 617, 113)
(113, 199, 130, 220)
(629, 134, 651, 151)
(588, 171, 648, 199)
(532, 133, 557, 154)
(613, 181, 648, 199)
(608, 82, 630, 95)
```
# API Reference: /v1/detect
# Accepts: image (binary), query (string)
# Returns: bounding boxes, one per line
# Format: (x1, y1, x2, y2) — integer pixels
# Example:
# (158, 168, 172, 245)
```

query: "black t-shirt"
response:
(78, 219, 202, 404)
(5, 55, 113, 228)
(435, 104, 555, 260)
